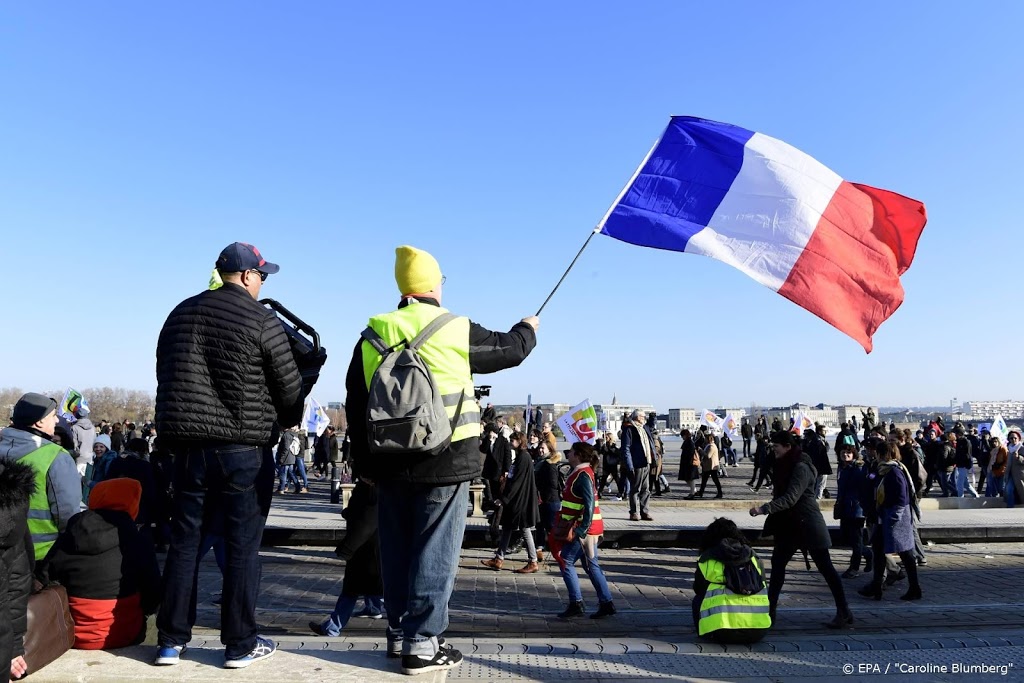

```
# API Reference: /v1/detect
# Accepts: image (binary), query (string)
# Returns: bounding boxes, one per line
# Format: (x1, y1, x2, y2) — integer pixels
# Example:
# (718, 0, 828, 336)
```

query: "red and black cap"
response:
(216, 242, 280, 275)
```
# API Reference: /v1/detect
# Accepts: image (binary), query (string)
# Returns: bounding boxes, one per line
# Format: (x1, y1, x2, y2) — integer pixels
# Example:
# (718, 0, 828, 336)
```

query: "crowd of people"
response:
(3, 241, 1024, 680)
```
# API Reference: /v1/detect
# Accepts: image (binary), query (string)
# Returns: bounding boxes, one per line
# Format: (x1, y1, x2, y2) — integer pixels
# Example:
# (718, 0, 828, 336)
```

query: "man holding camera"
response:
(153, 242, 304, 669)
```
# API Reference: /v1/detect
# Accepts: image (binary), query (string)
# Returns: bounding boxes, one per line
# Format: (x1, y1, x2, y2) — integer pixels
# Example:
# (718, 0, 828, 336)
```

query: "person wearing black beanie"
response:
(0, 392, 81, 563)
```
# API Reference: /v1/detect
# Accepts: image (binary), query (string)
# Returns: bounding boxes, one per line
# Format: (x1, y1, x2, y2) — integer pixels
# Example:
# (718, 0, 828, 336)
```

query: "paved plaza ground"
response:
(32, 454, 1024, 681)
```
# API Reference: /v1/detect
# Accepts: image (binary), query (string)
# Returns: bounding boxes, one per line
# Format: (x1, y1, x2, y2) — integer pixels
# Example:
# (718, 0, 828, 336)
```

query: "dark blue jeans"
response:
(157, 443, 275, 658)
(377, 480, 468, 658)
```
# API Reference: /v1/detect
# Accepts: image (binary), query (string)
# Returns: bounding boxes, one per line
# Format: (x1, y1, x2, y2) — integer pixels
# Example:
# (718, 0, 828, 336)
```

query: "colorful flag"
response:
(598, 116, 927, 352)
(59, 387, 89, 423)
(556, 400, 599, 445)
(794, 412, 815, 433)
(991, 415, 1008, 442)
(723, 413, 742, 441)
(699, 409, 724, 432)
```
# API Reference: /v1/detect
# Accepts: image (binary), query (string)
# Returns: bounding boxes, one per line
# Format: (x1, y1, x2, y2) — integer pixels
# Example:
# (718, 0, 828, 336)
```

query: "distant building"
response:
(963, 400, 1024, 421)
(668, 408, 698, 433)
(837, 405, 879, 427)
(764, 403, 842, 429)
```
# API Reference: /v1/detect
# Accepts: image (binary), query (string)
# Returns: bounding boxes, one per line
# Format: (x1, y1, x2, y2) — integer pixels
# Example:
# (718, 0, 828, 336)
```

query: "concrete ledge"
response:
(261, 523, 1024, 548)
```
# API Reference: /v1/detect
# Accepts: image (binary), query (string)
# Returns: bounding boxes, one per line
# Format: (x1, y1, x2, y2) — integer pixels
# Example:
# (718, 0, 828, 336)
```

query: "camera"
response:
(474, 385, 492, 400)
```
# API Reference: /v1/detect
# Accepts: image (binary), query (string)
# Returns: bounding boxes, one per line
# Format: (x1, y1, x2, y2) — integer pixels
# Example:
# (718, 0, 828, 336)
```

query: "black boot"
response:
(900, 586, 922, 601)
(857, 583, 883, 600)
(824, 608, 854, 629)
(590, 601, 617, 619)
(558, 600, 586, 619)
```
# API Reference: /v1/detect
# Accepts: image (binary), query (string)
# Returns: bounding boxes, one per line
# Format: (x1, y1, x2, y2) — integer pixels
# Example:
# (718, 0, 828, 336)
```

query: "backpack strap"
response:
(408, 313, 464, 431)
(407, 312, 457, 351)
(360, 326, 394, 356)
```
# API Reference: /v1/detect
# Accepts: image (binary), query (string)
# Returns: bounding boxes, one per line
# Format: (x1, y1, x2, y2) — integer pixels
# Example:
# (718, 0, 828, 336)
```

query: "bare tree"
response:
(0, 387, 24, 424)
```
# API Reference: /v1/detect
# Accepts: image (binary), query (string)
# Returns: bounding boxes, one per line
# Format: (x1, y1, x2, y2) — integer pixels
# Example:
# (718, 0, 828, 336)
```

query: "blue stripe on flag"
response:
(599, 117, 755, 252)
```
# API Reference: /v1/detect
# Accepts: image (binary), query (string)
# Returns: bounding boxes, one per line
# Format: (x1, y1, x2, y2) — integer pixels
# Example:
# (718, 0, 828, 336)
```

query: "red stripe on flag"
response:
(777, 181, 927, 353)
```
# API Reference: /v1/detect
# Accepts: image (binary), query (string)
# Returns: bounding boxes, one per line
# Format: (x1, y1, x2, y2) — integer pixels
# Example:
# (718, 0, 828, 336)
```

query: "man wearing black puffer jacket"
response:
(154, 242, 304, 670)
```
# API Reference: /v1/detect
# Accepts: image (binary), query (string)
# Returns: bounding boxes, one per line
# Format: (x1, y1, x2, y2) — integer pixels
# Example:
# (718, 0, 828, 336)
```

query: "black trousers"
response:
(698, 470, 722, 496)
(768, 545, 849, 614)
(839, 518, 873, 571)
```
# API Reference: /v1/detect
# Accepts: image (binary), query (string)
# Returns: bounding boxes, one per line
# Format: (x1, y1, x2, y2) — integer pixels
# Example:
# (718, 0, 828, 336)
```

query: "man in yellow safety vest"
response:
(0, 392, 81, 560)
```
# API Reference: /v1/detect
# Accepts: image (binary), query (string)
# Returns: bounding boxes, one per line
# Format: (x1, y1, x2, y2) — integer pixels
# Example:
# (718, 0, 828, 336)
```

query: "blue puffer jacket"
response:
(835, 460, 868, 519)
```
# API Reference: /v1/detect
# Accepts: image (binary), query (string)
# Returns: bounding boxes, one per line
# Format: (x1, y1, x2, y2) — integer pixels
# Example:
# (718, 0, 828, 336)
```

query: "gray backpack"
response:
(360, 313, 463, 455)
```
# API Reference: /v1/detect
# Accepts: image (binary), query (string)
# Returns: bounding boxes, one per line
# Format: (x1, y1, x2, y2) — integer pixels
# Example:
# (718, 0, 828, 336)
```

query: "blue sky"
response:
(2, 3, 1021, 411)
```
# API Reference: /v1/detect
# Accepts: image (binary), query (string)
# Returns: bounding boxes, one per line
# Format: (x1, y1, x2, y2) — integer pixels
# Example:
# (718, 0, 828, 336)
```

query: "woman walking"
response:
(749, 431, 853, 629)
(678, 429, 701, 498)
(551, 442, 615, 620)
(857, 439, 923, 601)
(690, 434, 722, 499)
(482, 432, 541, 573)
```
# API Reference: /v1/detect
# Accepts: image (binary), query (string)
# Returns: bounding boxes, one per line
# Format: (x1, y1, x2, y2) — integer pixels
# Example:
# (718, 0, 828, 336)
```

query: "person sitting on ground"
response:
(36, 478, 161, 650)
(309, 478, 384, 636)
(0, 393, 82, 562)
(692, 518, 771, 643)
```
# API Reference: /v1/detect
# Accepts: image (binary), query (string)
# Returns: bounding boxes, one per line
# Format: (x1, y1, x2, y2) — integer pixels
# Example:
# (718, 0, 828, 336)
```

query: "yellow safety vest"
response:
(696, 555, 772, 635)
(361, 302, 481, 444)
(19, 442, 65, 560)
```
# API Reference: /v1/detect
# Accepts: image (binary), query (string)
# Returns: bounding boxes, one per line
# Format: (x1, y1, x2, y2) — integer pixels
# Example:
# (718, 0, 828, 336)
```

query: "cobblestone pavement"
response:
(167, 541, 1024, 681)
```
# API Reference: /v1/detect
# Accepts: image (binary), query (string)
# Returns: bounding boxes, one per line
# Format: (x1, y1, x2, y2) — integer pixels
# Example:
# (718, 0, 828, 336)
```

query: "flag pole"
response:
(536, 226, 601, 316)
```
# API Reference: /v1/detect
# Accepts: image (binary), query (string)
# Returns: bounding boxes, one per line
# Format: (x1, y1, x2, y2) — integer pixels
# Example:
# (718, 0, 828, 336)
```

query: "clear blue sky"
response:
(2, 3, 1021, 411)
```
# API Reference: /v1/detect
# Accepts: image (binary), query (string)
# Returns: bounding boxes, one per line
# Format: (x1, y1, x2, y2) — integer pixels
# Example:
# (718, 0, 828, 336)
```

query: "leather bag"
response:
(24, 584, 75, 672)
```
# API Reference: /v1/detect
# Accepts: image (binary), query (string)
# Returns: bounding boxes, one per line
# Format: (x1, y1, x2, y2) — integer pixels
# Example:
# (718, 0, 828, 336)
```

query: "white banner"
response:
(556, 399, 599, 445)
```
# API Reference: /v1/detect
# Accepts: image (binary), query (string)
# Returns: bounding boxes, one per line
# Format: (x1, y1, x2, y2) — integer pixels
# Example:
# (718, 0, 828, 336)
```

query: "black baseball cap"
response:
(216, 242, 280, 275)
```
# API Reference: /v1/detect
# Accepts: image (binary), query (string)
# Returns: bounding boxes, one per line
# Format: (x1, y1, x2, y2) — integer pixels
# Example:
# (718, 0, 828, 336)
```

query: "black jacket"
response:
(499, 449, 540, 530)
(760, 452, 830, 550)
(346, 297, 536, 485)
(156, 283, 304, 446)
(534, 459, 561, 504)
(0, 460, 34, 669)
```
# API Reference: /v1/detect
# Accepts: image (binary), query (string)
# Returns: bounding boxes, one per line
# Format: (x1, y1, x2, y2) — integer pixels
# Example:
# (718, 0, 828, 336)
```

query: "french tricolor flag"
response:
(598, 116, 927, 352)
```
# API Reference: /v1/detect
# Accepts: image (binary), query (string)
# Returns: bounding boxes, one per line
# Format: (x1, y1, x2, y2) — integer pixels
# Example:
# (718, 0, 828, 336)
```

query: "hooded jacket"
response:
(71, 418, 96, 464)
(759, 451, 831, 550)
(0, 459, 36, 669)
(691, 538, 767, 634)
(0, 427, 81, 535)
(36, 478, 161, 650)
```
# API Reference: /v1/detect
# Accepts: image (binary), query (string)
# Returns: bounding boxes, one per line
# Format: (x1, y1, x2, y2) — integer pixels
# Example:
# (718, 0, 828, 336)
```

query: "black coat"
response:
(761, 452, 830, 550)
(336, 481, 382, 597)
(481, 434, 513, 483)
(107, 455, 158, 526)
(805, 435, 832, 476)
(534, 459, 561, 504)
(156, 283, 304, 446)
(0, 460, 35, 674)
(500, 450, 540, 530)
(677, 438, 697, 481)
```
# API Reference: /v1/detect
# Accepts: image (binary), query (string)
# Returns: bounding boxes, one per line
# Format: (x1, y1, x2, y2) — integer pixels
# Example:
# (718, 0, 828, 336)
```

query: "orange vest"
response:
(558, 466, 603, 536)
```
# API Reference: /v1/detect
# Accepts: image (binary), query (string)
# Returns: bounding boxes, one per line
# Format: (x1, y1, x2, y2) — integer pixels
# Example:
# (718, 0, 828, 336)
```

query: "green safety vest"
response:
(696, 555, 772, 635)
(361, 302, 481, 444)
(19, 442, 65, 560)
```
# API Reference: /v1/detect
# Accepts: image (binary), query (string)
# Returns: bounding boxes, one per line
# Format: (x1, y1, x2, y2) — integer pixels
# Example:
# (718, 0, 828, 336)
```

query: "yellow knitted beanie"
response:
(394, 245, 442, 295)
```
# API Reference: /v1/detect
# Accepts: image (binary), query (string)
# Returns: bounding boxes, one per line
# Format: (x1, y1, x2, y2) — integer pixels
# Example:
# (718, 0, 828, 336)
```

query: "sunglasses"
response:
(248, 269, 268, 282)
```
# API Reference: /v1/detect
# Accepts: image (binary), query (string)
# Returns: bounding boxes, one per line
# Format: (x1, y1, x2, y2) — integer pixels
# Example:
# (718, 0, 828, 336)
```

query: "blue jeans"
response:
(277, 464, 294, 492)
(157, 443, 275, 658)
(955, 467, 979, 498)
(986, 474, 1005, 498)
(321, 593, 383, 636)
(293, 458, 309, 489)
(558, 537, 612, 604)
(377, 480, 468, 658)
